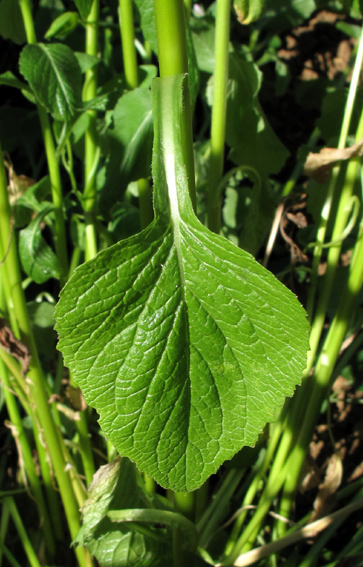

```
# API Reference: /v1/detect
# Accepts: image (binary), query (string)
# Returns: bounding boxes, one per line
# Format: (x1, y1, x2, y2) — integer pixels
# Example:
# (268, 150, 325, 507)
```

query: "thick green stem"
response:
(207, 0, 231, 233)
(153, 5, 197, 566)
(154, 0, 196, 212)
(83, 0, 100, 262)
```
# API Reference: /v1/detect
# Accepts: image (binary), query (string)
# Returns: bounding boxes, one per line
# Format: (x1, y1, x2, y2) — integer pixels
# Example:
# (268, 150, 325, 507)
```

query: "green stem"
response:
(198, 469, 244, 548)
(18, 0, 69, 284)
(6, 497, 42, 567)
(118, 1, 153, 226)
(173, 492, 196, 567)
(274, 83, 363, 538)
(207, 0, 231, 233)
(0, 358, 56, 558)
(0, 144, 89, 567)
(119, 0, 139, 89)
(0, 543, 22, 567)
(306, 20, 363, 325)
(83, 0, 100, 262)
(108, 508, 198, 549)
(277, 218, 363, 537)
(154, 0, 196, 212)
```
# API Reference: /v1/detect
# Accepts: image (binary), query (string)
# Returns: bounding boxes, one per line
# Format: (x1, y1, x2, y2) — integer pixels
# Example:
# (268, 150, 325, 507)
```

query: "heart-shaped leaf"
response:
(55, 75, 309, 491)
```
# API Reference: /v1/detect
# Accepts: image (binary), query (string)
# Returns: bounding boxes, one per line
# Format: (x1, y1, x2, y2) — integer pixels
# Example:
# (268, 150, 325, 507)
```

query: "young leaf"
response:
(234, 0, 265, 24)
(55, 75, 309, 492)
(0, 72, 30, 93)
(72, 0, 93, 20)
(19, 44, 82, 122)
(19, 207, 61, 284)
(74, 458, 173, 566)
(44, 11, 80, 39)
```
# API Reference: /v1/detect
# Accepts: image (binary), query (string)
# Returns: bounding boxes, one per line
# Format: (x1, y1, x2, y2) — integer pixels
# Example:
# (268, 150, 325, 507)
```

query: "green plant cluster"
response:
(0, 0, 363, 566)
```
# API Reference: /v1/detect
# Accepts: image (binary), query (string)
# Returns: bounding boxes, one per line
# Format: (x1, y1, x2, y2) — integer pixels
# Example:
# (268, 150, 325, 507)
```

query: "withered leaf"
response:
(304, 138, 363, 183)
(312, 454, 343, 520)
(65, 384, 87, 412)
(0, 318, 30, 376)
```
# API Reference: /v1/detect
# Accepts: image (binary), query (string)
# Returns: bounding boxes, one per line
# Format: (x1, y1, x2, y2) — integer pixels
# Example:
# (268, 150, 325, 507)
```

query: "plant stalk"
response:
(83, 0, 100, 262)
(154, 0, 196, 211)
(207, 0, 231, 233)
(0, 142, 89, 567)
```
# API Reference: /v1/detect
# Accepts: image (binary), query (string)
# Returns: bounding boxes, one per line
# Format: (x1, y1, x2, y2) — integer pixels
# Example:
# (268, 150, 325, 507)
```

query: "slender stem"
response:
(277, 218, 363, 537)
(119, 0, 138, 89)
(207, 0, 231, 233)
(37, 110, 69, 283)
(18, 0, 36, 44)
(198, 469, 244, 548)
(83, 0, 100, 262)
(6, 498, 42, 567)
(119, 0, 153, 226)
(275, 94, 363, 537)
(18, 0, 69, 284)
(154, 0, 196, 211)
(0, 144, 89, 567)
(306, 20, 363, 325)
(0, 358, 56, 557)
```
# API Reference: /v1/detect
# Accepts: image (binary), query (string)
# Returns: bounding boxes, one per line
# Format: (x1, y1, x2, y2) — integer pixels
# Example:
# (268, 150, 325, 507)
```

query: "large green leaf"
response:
(19, 43, 82, 121)
(55, 75, 309, 492)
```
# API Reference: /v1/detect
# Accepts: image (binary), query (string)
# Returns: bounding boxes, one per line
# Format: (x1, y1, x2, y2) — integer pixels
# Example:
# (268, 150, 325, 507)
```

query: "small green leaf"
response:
(44, 11, 80, 39)
(72, 0, 93, 20)
(74, 458, 172, 566)
(100, 88, 153, 213)
(74, 52, 100, 73)
(55, 75, 309, 492)
(0, 71, 30, 92)
(19, 43, 82, 121)
(234, 0, 265, 24)
(19, 207, 61, 283)
(225, 54, 289, 177)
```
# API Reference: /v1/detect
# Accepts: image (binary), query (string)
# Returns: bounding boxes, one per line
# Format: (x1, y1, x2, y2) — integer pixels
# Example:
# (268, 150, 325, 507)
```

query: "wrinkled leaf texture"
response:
(55, 75, 309, 492)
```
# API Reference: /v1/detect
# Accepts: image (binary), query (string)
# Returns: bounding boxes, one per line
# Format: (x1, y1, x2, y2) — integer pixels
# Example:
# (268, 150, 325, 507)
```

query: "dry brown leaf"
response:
(312, 453, 343, 520)
(65, 384, 87, 412)
(0, 318, 30, 376)
(304, 138, 363, 183)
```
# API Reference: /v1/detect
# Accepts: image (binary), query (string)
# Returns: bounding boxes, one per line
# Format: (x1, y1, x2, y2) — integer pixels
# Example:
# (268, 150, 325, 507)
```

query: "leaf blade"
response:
(55, 75, 309, 491)
(19, 43, 82, 121)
